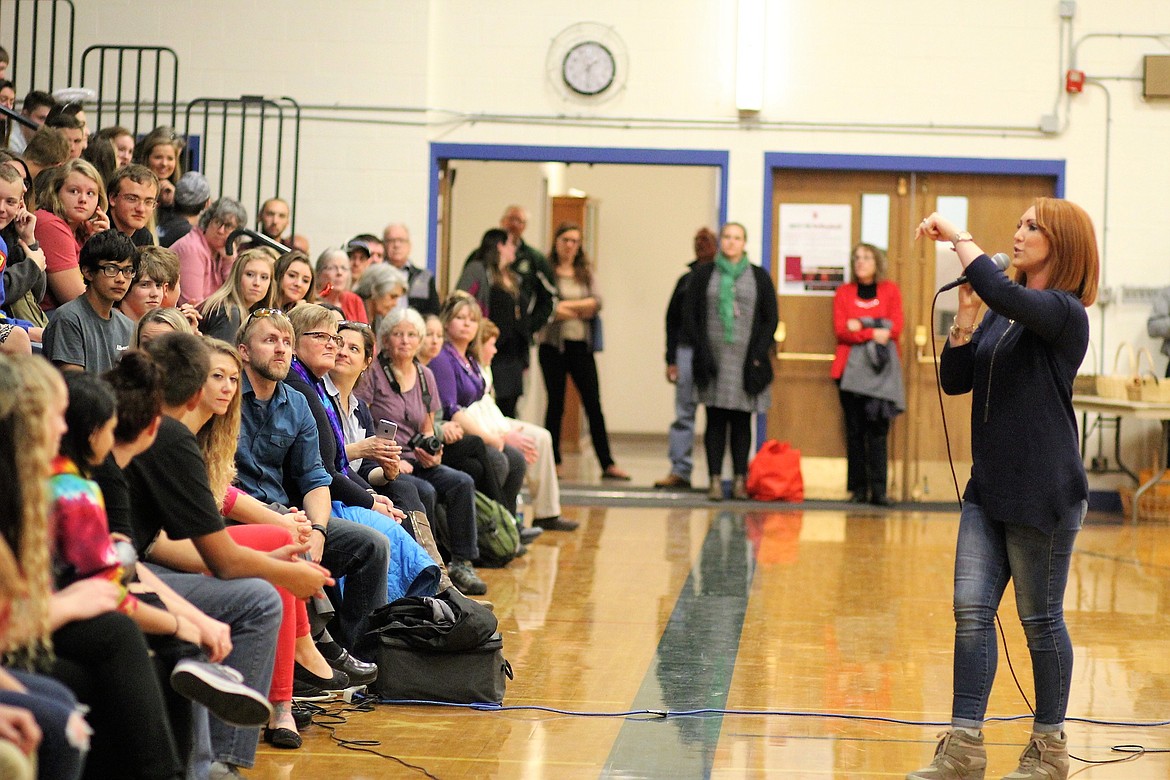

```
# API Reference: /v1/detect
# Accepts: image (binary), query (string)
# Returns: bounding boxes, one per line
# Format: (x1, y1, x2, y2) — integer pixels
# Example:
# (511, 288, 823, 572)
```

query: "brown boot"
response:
(906, 729, 986, 780)
(731, 475, 749, 500)
(707, 479, 723, 501)
(1001, 731, 1068, 780)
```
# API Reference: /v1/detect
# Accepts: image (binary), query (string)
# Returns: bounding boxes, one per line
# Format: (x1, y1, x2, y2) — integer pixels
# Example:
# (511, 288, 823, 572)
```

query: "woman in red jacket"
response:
(831, 243, 903, 505)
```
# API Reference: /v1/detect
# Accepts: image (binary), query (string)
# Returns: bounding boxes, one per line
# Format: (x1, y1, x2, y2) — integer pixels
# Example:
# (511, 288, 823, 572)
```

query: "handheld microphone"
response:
(938, 253, 1010, 293)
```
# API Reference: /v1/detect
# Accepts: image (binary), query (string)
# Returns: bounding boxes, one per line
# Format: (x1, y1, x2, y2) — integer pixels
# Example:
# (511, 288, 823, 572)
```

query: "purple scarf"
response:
(290, 357, 351, 476)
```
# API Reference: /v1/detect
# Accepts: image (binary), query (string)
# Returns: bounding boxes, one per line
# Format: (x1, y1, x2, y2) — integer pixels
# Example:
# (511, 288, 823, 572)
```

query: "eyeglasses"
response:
(116, 193, 157, 209)
(302, 331, 344, 348)
(95, 264, 135, 278)
(337, 320, 371, 332)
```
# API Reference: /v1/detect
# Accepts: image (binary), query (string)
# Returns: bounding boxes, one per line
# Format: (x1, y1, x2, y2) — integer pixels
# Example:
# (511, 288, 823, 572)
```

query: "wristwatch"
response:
(951, 231, 974, 250)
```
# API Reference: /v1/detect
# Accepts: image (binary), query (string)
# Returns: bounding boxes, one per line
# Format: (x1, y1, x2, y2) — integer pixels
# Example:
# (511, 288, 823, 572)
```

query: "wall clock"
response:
(562, 41, 616, 96)
(547, 23, 627, 103)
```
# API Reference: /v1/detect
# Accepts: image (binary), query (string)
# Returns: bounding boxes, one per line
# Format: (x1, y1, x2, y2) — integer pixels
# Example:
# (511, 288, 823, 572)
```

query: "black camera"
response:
(408, 431, 442, 456)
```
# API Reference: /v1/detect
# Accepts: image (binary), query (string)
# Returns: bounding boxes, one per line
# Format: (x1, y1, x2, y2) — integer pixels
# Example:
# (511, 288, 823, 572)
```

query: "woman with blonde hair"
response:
(199, 247, 277, 343)
(133, 306, 193, 348)
(32, 158, 110, 310)
(0, 355, 186, 779)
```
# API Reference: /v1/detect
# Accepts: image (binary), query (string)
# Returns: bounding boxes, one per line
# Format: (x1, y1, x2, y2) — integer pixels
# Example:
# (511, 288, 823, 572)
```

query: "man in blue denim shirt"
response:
(235, 310, 390, 658)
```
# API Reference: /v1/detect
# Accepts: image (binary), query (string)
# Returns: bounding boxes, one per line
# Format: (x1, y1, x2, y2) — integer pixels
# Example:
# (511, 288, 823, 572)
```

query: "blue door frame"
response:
(426, 143, 730, 273)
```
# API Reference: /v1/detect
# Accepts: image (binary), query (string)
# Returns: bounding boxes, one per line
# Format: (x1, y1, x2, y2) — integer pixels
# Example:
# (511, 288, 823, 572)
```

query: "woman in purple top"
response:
(427, 292, 525, 516)
(355, 307, 486, 596)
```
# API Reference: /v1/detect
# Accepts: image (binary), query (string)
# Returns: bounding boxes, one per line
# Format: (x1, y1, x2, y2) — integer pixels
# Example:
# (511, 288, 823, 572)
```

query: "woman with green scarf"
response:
(682, 222, 779, 500)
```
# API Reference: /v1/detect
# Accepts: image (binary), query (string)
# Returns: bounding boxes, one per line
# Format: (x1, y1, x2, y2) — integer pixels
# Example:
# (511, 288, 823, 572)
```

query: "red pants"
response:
(224, 524, 309, 703)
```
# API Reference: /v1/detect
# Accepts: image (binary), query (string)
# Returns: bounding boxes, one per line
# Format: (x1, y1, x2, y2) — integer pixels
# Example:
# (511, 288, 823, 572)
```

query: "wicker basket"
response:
(1097, 343, 1138, 400)
(1119, 486, 1170, 522)
(1073, 341, 1098, 396)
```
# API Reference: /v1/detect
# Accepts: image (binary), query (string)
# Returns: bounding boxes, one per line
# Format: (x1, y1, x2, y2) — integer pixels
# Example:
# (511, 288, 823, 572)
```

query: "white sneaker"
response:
(170, 659, 273, 727)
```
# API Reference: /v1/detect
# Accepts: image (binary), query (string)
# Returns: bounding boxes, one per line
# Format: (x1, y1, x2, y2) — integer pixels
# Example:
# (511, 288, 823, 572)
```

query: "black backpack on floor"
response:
(368, 588, 513, 704)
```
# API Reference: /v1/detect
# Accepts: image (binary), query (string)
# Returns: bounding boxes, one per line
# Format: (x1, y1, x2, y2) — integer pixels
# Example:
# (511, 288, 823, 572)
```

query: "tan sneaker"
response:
(906, 730, 987, 780)
(1001, 731, 1068, 780)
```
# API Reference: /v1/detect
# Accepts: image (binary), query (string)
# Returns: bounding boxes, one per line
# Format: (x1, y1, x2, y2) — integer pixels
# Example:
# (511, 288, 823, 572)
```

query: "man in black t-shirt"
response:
(122, 334, 332, 775)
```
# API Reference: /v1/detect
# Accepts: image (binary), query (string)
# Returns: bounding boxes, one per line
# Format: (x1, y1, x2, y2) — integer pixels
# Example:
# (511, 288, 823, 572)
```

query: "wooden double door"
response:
(767, 169, 1056, 502)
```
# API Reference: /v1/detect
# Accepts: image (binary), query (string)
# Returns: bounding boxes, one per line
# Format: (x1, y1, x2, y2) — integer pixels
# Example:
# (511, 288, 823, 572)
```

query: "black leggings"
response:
(705, 406, 753, 477)
(441, 434, 506, 503)
(52, 611, 184, 780)
(539, 341, 614, 468)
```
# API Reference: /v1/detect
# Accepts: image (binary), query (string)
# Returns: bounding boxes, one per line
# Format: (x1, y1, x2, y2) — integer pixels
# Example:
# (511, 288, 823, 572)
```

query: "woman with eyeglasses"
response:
(32, 159, 110, 312)
(198, 247, 277, 343)
(273, 250, 316, 313)
(171, 197, 246, 309)
(357, 307, 488, 596)
(283, 304, 441, 602)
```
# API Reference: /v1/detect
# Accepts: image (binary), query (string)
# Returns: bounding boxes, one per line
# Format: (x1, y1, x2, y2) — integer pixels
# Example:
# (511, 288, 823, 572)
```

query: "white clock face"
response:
(562, 41, 616, 96)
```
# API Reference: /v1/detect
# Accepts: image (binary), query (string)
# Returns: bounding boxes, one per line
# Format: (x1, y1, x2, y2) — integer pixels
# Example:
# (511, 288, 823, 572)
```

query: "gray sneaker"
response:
(170, 659, 273, 727)
(906, 729, 987, 780)
(447, 559, 487, 596)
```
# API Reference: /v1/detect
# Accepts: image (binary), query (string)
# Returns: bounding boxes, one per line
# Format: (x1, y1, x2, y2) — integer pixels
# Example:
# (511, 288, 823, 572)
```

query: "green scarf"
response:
(715, 251, 750, 343)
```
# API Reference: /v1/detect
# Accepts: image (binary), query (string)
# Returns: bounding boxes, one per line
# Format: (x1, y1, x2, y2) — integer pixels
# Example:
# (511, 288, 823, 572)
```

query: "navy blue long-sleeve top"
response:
(939, 254, 1088, 532)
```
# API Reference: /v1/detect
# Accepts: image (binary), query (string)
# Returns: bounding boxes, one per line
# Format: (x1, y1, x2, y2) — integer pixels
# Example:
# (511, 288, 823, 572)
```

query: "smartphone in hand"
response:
(376, 419, 398, 440)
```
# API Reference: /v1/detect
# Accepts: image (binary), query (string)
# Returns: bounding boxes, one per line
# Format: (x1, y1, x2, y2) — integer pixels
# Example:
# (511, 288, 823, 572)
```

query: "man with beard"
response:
(234, 309, 390, 676)
(42, 229, 137, 372)
(258, 198, 290, 246)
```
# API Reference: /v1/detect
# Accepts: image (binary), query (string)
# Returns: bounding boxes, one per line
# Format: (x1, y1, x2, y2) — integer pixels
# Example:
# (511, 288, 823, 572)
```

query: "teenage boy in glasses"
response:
(43, 229, 137, 372)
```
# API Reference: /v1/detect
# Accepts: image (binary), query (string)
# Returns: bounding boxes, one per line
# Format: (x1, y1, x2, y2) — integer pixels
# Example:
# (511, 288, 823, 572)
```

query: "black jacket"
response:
(284, 361, 376, 510)
(664, 258, 706, 365)
(681, 262, 779, 397)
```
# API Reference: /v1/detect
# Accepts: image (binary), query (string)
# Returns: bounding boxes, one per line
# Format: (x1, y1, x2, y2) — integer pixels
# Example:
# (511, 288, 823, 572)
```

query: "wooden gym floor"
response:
(243, 446, 1170, 779)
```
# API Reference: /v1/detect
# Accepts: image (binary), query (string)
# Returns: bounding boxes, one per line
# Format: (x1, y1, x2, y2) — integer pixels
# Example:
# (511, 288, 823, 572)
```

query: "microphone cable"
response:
(927, 290, 1159, 770)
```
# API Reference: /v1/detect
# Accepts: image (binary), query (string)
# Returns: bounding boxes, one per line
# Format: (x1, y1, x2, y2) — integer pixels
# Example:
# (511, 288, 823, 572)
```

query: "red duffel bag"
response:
(746, 440, 804, 502)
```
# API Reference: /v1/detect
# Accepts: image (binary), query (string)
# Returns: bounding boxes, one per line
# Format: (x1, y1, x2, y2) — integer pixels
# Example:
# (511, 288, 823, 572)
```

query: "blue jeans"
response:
(951, 501, 1084, 729)
(2, 669, 84, 780)
(149, 566, 281, 770)
(668, 345, 696, 481)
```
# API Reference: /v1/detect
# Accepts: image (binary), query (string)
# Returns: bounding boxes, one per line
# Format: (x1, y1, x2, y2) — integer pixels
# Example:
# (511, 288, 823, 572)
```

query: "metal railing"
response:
(79, 44, 178, 136)
(184, 95, 301, 237)
(0, 0, 75, 92)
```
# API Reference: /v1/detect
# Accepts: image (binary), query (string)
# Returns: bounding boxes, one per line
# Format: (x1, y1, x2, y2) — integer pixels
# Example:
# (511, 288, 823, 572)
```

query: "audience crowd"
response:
(0, 69, 587, 779)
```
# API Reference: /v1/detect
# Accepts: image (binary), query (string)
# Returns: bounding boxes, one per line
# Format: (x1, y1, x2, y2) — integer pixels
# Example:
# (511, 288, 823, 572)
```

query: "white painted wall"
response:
(11, 1, 1170, 461)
